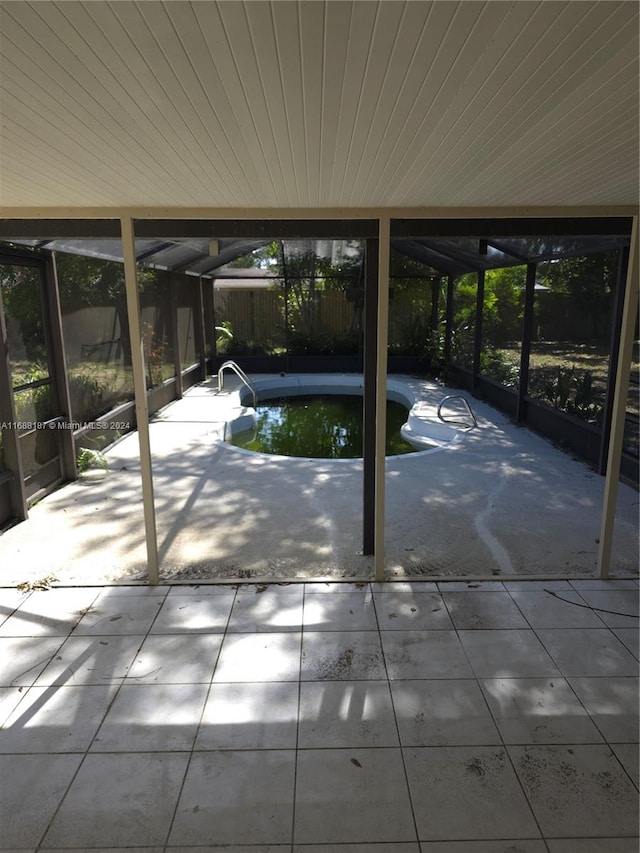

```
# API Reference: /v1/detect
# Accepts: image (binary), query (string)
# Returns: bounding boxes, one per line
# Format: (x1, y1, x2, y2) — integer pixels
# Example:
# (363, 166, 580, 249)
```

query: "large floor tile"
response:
(166, 582, 238, 596)
(508, 589, 603, 629)
(567, 676, 639, 742)
(0, 684, 118, 752)
(509, 744, 639, 837)
(298, 680, 399, 747)
(536, 629, 639, 677)
(373, 592, 454, 630)
(0, 686, 29, 726)
(303, 593, 378, 631)
(34, 635, 143, 686)
(458, 630, 559, 678)
(151, 593, 235, 633)
(294, 845, 420, 852)
(195, 682, 299, 749)
(547, 840, 640, 853)
(391, 679, 500, 746)
(611, 627, 639, 659)
(0, 753, 82, 846)
(294, 747, 416, 844)
(40, 849, 164, 853)
(228, 592, 303, 632)
(92, 683, 209, 751)
(382, 631, 473, 679)
(372, 581, 438, 593)
(575, 590, 640, 628)
(127, 634, 223, 683)
(404, 746, 539, 840)
(420, 843, 547, 852)
(169, 847, 289, 853)
(570, 579, 639, 591)
(214, 632, 302, 682)
(610, 742, 640, 787)
(102, 584, 169, 596)
(42, 752, 189, 847)
(74, 591, 164, 634)
(168, 847, 290, 853)
(0, 587, 100, 636)
(442, 592, 528, 630)
(0, 636, 65, 687)
(480, 677, 604, 744)
(169, 750, 295, 846)
(236, 583, 305, 600)
(0, 586, 32, 617)
(304, 582, 371, 596)
(301, 631, 385, 680)
(505, 580, 573, 590)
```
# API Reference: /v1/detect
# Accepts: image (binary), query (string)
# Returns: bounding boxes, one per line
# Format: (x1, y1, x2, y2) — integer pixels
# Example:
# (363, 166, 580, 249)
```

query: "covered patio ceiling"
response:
(0, 0, 638, 211)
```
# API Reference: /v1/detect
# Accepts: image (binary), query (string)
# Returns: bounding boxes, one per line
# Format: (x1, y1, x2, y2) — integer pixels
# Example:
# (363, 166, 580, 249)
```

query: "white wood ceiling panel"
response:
(231, 1, 300, 204)
(455, 44, 639, 206)
(316, 0, 352, 204)
(413, 4, 639, 205)
(367, 2, 515, 204)
(0, 0, 637, 208)
(330, 1, 414, 205)
(325, 0, 379, 203)
(271, 0, 308, 204)
(1, 2, 209, 203)
(0, 77, 169, 204)
(106, 2, 256, 202)
(297, 1, 324, 205)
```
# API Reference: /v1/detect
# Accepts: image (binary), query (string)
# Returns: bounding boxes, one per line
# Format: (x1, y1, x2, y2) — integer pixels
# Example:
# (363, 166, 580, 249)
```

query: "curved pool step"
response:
(401, 402, 468, 450)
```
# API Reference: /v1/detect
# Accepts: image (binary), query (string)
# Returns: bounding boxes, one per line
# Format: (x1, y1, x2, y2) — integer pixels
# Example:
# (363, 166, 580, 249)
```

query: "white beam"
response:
(598, 216, 638, 578)
(121, 216, 159, 584)
(374, 217, 391, 582)
(0, 205, 636, 220)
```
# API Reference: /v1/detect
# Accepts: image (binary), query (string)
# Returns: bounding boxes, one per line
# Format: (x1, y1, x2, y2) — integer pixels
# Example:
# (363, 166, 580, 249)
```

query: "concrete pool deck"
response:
(0, 374, 637, 587)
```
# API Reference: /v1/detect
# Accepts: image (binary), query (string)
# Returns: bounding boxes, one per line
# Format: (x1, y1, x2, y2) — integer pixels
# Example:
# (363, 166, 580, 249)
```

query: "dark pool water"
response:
(230, 394, 416, 458)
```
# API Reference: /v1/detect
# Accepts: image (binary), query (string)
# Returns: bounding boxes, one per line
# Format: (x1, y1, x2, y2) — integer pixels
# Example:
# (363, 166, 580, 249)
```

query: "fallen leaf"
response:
(350, 758, 362, 768)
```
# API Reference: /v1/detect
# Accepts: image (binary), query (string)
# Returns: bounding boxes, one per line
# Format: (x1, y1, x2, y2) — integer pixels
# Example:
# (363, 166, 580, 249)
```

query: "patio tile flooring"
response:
(0, 579, 637, 852)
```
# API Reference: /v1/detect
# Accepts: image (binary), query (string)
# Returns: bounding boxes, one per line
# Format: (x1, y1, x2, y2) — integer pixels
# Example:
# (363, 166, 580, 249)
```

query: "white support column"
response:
(598, 216, 638, 579)
(121, 217, 159, 584)
(374, 218, 391, 582)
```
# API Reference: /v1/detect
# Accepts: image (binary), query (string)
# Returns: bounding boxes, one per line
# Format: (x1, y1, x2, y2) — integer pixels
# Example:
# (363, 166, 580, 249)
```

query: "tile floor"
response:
(0, 578, 637, 853)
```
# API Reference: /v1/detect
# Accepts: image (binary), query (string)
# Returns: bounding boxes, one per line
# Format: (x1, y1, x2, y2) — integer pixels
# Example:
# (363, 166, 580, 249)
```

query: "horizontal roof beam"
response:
(391, 217, 633, 238)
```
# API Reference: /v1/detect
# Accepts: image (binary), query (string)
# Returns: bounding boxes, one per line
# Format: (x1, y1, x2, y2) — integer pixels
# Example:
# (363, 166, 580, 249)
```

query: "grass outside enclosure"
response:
(499, 340, 639, 457)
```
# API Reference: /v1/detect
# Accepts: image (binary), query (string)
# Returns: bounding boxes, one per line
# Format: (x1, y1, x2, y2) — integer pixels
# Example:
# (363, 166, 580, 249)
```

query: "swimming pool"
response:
(216, 374, 472, 459)
(230, 394, 417, 458)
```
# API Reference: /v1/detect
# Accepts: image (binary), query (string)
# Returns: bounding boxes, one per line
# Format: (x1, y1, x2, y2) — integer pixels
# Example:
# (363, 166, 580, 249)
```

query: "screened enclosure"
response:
(0, 216, 636, 585)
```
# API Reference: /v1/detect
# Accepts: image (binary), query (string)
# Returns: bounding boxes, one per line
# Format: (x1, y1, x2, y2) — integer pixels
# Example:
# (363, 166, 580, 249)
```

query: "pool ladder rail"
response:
(217, 360, 258, 409)
(437, 395, 478, 430)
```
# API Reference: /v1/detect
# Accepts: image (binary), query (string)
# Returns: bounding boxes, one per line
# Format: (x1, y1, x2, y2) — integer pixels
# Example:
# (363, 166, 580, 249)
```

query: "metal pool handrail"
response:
(217, 360, 257, 408)
(437, 395, 478, 429)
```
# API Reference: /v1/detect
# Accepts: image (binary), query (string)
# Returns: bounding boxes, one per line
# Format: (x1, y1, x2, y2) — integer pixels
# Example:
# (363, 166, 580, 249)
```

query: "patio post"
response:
(443, 275, 454, 363)
(362, 237, 379, 556)
(121, 217, 159, 585)
(517, 262, 537, 423)
(597, 216, 638, 579)
(472, 268, 485, 393)
(374, 217, 391, 582)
